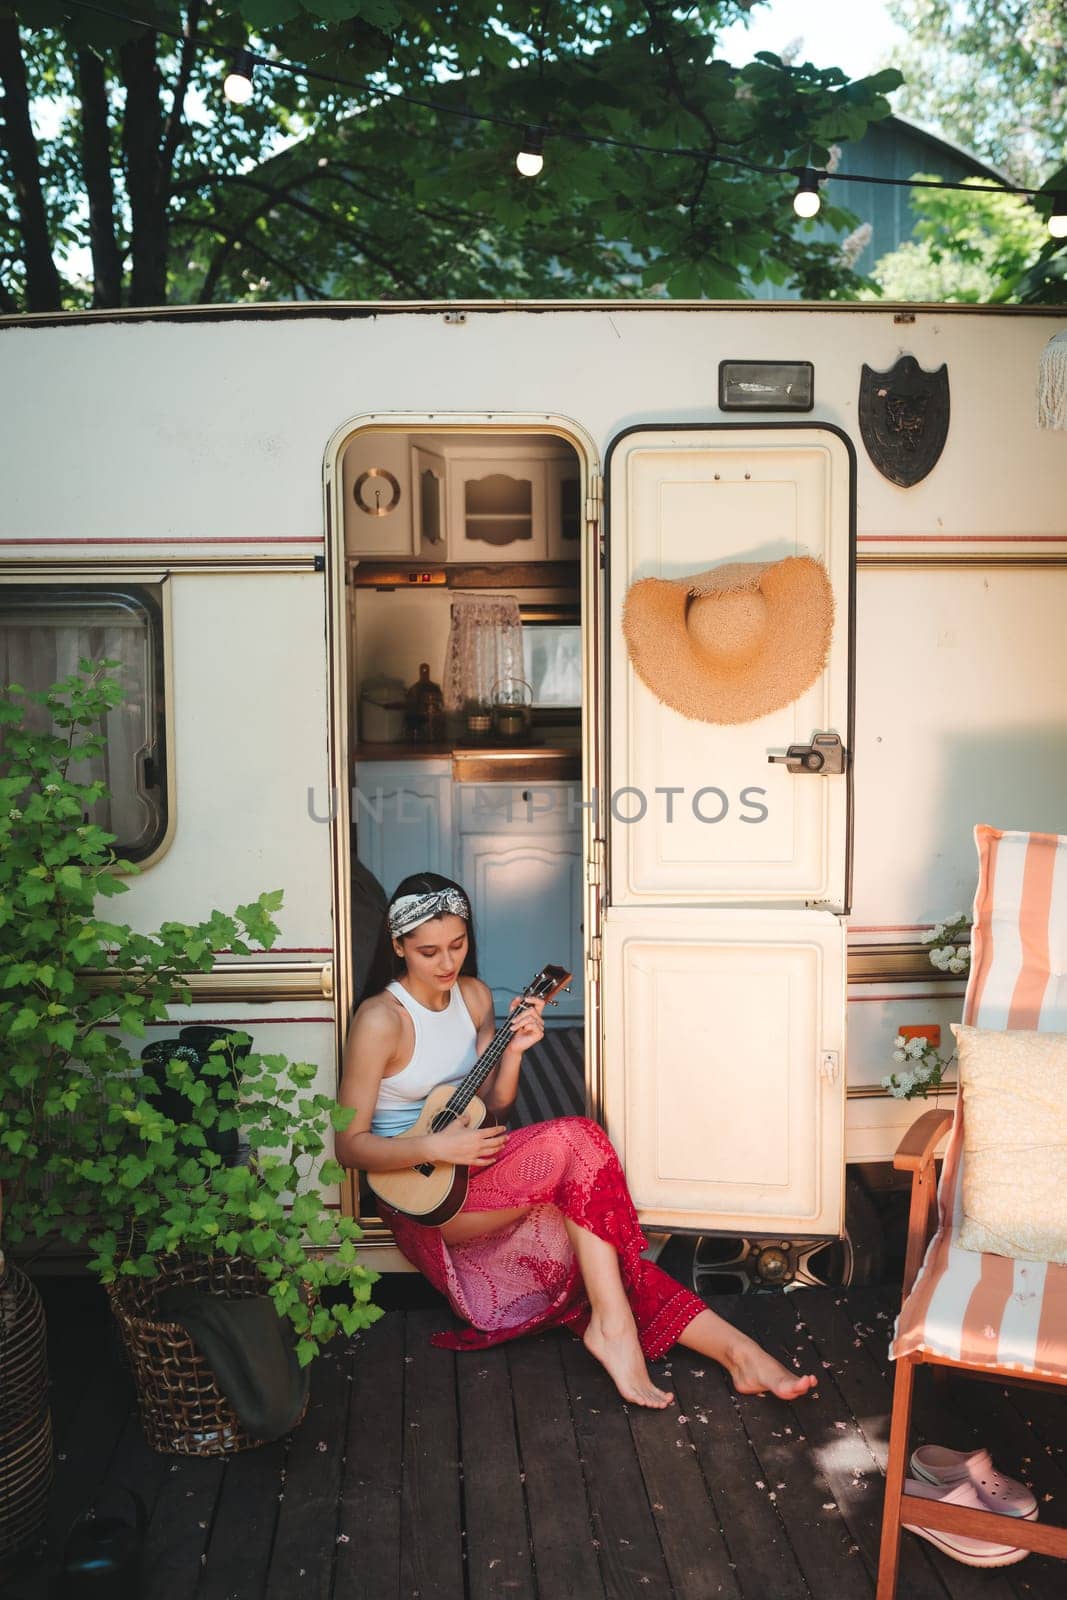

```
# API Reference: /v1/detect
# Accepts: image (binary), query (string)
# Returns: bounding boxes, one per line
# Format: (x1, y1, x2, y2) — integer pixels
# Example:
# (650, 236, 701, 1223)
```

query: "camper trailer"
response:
(2, 300, 1064, 1287)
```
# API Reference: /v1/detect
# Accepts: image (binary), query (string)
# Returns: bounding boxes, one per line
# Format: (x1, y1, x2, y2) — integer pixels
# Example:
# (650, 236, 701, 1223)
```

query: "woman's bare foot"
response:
(723, 1331, 818, 1400)
(583, 1313, 674, 1409)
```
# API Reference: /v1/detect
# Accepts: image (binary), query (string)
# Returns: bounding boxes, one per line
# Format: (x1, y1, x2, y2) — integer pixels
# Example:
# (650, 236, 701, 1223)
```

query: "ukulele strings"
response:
(429, 993, 540, 1133)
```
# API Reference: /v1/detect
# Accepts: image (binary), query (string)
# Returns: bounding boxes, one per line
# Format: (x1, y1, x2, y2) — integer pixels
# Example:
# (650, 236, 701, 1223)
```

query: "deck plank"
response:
(140, 1453, 226, 1600)
(197, 1438, 288, 1599)
(559, 1332, 674, 1597)
(726, 1296, 876, 1600)
(785, 1290, 978, 1600)
(759, 1292, 945, 1594)
(629, 1350, 744, 1600)
(334, 1316, 404, 1600)
(456, 1342, 537, 1600)
(265, 1340, 355, 1600)
(508, 1332, 607, 1600)
(398, 1308, 465, 1600)
(797, 1289, 973, 1600)
(671, 1344, 810, 1600)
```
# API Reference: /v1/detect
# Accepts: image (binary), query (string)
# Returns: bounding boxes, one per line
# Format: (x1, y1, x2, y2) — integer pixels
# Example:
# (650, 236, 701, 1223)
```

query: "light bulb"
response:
(792, 168, 821, 219)
(516, 127, 545, 178)
(224, 49, 256, 106)
(1049, 194, 1067, 239)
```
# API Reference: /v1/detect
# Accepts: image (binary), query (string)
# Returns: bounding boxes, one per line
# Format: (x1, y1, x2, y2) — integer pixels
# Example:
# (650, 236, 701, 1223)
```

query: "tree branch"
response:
(195, 167, 325, 302)
(118, 25, 167, 304)
(0, 17, 63, 310)
(315, 165, 494, 230)
(160, 0, 202, 179)
(172, 215, 331, 299)
(643, 0, 720, 213)
(172, 159, 494, 231)
(76, 47, 123, 308)
(183, 176, 425, 295)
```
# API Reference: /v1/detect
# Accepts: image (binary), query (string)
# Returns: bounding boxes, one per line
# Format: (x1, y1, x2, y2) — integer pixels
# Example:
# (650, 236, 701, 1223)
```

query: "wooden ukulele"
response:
(366, 964, 573, 1226)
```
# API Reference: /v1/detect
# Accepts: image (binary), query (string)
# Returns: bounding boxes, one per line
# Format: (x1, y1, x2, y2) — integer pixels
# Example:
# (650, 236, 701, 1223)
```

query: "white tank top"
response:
(371, 980, 479, 1136)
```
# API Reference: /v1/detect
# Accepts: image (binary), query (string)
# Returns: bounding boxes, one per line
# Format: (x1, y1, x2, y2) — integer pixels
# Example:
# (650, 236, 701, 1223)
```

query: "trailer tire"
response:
(658, 1174, 885, 1297)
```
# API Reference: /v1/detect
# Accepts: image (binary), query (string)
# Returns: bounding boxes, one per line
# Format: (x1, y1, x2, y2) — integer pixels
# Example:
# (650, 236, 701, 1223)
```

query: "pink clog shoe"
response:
(903, 1477, 1030, 1568)
(910, 1445, 1038, 1520)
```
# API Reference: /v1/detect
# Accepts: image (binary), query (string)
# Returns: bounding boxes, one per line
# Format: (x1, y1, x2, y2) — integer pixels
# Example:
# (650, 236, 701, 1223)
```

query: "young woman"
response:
(337, 871, 817, 1410)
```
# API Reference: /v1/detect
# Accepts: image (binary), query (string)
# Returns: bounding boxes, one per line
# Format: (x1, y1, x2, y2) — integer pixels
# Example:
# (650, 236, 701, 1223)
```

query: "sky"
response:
(717, 0, 908, 81)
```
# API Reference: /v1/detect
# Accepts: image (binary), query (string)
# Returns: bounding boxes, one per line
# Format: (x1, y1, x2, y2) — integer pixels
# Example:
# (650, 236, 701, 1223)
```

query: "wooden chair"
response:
(877, 825, 1067, 1598)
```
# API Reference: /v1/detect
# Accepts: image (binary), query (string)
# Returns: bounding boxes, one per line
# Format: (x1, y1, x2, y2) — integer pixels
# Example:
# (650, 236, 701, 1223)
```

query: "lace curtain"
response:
(0, 609, 157, 850)
(442, 594, 524, 711)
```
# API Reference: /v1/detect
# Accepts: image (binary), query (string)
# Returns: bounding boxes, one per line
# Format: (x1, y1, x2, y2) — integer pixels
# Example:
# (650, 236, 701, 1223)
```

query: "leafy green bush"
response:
(0, 661, 377, 1366)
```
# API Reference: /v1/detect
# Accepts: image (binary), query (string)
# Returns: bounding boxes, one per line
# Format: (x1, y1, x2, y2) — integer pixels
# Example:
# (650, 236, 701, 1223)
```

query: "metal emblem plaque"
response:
(858, 355, 949, 487)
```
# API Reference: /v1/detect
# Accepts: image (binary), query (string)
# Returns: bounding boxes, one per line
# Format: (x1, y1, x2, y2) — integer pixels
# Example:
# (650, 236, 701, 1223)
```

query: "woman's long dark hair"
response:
(358, 871, 478, 1003)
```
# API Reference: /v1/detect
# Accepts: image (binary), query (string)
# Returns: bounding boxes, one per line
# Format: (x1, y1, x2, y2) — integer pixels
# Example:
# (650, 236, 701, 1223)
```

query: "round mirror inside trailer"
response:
(657, 1174, 885, 1297)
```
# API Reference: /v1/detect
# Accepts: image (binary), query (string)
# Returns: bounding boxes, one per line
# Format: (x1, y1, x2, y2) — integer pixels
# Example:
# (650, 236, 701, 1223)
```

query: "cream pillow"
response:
(952, 1023, 1067, 1265)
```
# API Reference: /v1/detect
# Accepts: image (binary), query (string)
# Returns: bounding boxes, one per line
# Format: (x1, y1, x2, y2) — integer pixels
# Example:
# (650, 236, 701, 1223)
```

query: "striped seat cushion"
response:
(892, 825, 1067, 1378)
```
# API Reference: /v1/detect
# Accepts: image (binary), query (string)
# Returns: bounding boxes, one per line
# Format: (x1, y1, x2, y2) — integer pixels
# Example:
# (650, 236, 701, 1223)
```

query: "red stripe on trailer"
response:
(142, 1016, 336, 1025)
(0, 535, 325, 545)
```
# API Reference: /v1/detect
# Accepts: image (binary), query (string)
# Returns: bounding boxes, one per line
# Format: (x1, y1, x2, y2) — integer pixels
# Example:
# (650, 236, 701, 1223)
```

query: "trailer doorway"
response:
(323, 414, 603, 1243)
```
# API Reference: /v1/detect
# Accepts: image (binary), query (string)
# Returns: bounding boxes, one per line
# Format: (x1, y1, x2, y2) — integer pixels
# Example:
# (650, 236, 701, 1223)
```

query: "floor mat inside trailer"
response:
(512, 1026, 585, 1126)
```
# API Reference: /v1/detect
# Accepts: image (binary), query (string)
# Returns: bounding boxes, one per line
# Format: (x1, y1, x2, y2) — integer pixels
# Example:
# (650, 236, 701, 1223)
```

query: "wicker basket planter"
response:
(107, 1255, 309, 1457)
(0, 1252, 53, 1563)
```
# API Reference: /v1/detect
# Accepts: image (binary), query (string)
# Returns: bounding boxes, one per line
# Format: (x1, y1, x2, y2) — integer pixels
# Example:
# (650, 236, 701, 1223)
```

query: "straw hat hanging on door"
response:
(622, 555, 834, 726)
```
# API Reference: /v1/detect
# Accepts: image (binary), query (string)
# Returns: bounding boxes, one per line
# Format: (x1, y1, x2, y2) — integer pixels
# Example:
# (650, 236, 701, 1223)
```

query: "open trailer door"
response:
(602, 425, 854, 1235)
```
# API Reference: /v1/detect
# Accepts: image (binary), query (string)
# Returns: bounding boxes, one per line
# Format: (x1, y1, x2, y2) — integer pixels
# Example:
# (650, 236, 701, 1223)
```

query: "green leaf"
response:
(8, 1005, 40, 1035)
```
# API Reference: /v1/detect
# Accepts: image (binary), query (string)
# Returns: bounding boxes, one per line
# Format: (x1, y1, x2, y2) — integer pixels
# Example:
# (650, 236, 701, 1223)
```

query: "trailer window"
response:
(520, 605, 582, 710)
(0, 585, 168, 864)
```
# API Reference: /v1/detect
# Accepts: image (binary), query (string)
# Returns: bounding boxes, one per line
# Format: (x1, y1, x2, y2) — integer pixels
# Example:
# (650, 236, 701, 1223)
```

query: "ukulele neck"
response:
(434, 1003, 529, 1129)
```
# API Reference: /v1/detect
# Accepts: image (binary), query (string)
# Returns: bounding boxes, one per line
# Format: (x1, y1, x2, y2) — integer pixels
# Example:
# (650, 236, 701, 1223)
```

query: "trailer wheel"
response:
(658, 1174, 884, 1297)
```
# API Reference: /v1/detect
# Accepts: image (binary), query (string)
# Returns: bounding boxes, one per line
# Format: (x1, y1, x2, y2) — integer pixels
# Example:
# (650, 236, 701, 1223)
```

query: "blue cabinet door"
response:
(354, 761, 453, 898)
(459, 833, 583, 1018)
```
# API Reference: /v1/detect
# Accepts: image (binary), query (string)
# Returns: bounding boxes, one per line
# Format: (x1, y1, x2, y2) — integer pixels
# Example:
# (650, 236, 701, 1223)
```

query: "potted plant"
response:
(0, 661, 376, 1452)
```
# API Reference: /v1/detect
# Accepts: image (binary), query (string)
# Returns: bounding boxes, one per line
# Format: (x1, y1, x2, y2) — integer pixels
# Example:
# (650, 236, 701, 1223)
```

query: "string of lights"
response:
(51, 0, 1067, 236)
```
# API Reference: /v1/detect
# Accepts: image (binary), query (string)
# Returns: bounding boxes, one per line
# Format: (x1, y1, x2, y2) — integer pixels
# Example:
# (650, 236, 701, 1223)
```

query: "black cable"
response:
(47, 0, 1059, 202)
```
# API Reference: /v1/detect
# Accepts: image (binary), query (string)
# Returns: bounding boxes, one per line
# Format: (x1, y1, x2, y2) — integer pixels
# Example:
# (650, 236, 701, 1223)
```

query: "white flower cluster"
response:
(839, 222, 873, 271)
(920, 912, 972, 975)
(882, 1033, 949, 1100)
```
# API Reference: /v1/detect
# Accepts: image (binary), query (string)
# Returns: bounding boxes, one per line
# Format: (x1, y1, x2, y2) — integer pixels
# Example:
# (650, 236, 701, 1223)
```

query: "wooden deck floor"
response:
(5, 1275, 1065, 1600)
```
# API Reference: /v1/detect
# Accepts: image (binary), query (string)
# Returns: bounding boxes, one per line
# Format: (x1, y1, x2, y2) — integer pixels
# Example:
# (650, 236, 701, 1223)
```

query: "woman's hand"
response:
(505, 994, 546, 1057)
(429, 1117, 508, 1168)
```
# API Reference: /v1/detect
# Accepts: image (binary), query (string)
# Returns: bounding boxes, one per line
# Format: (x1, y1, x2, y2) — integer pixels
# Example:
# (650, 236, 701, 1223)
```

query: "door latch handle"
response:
(768, 731, 846, 775)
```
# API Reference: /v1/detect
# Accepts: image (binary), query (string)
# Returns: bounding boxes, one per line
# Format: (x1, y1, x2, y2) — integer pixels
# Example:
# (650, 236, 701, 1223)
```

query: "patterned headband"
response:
(389, 888, 469, 940)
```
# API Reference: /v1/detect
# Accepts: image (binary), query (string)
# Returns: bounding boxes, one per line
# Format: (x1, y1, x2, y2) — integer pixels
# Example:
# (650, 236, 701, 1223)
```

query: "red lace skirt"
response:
(380, 1116, 705, 1360)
